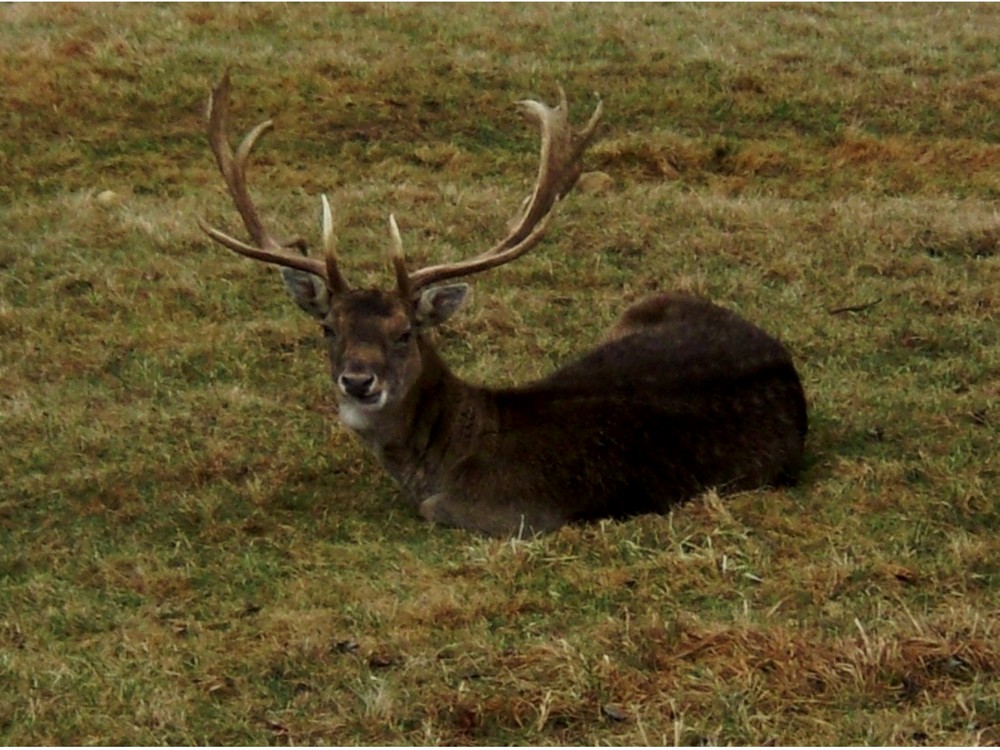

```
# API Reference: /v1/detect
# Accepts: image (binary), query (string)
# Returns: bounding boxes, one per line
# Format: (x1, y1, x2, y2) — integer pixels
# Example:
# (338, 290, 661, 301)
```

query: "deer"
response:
(198, 73, 808, 538)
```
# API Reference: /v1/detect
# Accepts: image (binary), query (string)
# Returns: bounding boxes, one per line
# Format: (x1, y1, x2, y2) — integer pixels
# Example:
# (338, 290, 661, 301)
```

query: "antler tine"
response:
(388, 214, 412, 300)
(199, 72, 330, 283)
(321, 194, 349, 294)
(405, 87, 603, 292)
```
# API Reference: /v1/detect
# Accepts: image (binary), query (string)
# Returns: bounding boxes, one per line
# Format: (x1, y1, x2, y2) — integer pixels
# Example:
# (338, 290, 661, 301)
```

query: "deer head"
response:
(199, 72, 602, 432)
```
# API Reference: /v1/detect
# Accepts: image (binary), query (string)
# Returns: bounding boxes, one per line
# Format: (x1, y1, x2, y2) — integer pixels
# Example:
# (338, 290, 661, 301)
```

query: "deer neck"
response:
(348, 339, 489, 503)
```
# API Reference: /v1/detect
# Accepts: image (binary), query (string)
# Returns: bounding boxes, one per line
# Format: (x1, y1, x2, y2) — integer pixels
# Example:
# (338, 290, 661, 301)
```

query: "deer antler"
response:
(403, 87, 603, 293)
(199, 72, 348, 293)
(200, 74, 601, 300)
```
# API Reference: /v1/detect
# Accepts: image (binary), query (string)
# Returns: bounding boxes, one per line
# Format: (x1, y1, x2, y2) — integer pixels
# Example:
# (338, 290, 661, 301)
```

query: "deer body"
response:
(199, 74, 808, 537)
(324, 289, 805, 537)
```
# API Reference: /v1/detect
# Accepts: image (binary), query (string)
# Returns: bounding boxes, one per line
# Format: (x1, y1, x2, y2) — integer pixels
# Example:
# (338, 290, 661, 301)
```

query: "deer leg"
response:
(419, 493, 563, 538)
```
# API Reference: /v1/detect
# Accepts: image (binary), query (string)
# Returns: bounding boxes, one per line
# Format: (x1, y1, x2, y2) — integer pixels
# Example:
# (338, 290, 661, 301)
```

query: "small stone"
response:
(577, 171, 614, 194)
(96, 189, 120, 207)
(602, 702, 630, 722)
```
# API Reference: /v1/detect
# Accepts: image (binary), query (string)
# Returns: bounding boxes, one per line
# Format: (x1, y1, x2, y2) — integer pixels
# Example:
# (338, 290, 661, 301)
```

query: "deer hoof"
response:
(419, 494, 449, 525)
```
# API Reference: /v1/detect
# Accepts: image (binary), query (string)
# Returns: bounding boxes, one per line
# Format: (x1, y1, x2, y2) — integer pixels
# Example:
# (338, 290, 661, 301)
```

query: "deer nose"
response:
(339, 372, 378, 399)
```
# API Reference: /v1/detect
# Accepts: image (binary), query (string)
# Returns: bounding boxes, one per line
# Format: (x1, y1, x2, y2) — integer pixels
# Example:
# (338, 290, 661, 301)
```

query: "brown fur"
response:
(325, 290, 807, 537)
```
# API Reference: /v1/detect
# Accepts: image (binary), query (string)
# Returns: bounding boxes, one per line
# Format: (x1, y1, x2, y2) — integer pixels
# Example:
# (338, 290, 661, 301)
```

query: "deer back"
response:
(416, 293, 807, 536)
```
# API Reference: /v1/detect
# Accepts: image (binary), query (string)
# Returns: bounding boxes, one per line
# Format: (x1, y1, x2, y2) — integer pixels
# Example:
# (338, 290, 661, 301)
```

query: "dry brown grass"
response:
(2, 3, 999, 745)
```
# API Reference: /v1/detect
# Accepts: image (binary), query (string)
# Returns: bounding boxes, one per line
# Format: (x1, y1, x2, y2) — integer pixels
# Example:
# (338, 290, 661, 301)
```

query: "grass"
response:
(2, 3, 999, 745)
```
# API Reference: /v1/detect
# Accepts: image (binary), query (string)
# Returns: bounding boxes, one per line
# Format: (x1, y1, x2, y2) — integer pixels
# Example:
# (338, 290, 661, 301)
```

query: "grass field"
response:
(2, 3, 999, 745)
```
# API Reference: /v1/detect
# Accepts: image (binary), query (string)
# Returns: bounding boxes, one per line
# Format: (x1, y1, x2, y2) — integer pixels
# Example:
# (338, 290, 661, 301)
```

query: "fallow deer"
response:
(199, 73, 808, 538)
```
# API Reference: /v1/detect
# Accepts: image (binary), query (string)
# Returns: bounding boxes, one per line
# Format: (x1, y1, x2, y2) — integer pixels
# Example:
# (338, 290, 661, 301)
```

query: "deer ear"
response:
(413, 284, 471, 329)
(280, 268, 331, 319)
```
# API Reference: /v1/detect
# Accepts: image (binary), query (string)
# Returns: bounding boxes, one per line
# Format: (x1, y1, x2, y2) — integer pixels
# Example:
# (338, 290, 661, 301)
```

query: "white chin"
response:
(338, 392, 388, 431)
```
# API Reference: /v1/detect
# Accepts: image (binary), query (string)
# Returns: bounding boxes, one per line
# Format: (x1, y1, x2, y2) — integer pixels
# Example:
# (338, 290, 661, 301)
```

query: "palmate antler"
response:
(198, 72, 349, 293)
(403, 88, 603, 293)
(198, 72, 602, 298)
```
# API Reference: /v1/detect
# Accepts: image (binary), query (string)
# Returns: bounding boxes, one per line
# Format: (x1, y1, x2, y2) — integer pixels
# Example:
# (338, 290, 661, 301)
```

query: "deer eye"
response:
(394, 328, 413, 347)
(321, 322, 338, 341)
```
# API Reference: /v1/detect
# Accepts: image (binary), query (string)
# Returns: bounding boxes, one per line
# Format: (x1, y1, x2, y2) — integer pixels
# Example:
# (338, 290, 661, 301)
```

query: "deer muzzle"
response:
(338, 370, 382, 404)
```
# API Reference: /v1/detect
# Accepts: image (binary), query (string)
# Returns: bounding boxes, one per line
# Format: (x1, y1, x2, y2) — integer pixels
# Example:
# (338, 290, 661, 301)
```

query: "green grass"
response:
(2, 3, 999, 745)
